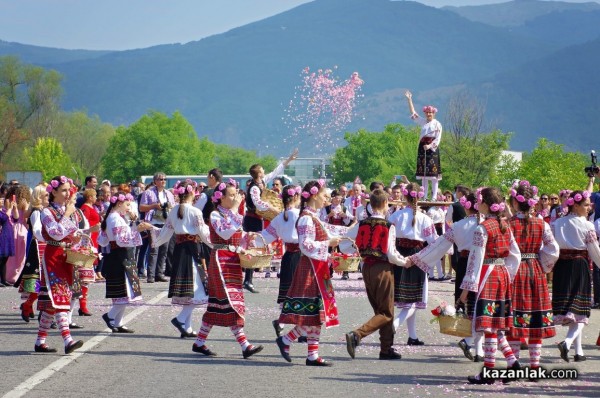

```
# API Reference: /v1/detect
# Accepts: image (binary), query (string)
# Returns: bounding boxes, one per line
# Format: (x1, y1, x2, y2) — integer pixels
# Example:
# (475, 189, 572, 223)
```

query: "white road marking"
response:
(3, 290, 168, 398)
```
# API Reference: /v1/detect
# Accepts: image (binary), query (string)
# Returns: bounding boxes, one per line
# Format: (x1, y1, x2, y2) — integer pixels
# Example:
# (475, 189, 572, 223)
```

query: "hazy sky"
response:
(0, 0, 597, 50)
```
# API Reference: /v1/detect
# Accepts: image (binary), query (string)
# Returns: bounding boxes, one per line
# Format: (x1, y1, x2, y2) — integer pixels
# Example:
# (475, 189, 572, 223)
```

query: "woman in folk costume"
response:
(505, 181, 559, 371)
(458, 187, 521, 384)
(77, 188, 101, 316)
(98, 192, 153, 333)
(405, 90, 442, 201)
(275, 180, 350, 366)
(18, 184, 49, 322)
(192, 179, 263, 359)
(150, 179, 211, 338)
(35, 176, 85, 354)
(5, 184, 32, 288)
(242, 149, 298, 293)
(409, 192, 484, 361)
(388, 182, 437, 346)
(258, 185, 303, 338)
(552, 190, 600, 362)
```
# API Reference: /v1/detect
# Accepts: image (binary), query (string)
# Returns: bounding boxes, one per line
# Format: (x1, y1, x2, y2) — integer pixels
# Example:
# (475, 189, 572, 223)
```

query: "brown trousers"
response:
(354, 261, 395, 352)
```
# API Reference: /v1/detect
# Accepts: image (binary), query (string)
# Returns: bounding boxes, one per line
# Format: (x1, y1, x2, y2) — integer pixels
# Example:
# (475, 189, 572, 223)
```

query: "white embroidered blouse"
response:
(388, 207, 438, 243)
(151, 204, 211, 247)
(553, 214, 600, 267)
(298, 207, 349, 262)
(98, 212, 143, 248)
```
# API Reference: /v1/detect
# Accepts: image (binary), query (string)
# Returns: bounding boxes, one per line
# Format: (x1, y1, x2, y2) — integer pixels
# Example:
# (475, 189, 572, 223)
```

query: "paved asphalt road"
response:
(1, 273, 598, 398)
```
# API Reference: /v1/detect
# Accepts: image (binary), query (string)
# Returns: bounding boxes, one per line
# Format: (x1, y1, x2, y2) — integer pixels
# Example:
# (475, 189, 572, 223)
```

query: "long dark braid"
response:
(175, 180, 197, 220)
(512, 184, 535, 238)
(404, 182, 421, 227)
(480, 187, 507, 233)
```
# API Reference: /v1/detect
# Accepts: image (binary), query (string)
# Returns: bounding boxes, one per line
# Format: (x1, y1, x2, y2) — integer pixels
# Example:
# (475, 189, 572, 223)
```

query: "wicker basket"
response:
(331, 238, 361, 272)
(66, 249, 98, 269)
(438, 315, 472, 338)
(256, 188, 284, 221)
(239, 234, 274, 270)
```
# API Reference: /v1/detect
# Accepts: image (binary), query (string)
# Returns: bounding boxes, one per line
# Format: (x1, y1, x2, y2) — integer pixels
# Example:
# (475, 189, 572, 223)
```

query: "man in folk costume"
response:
(405, 90, 442, 201)
(242, 149, 298, 293)
(344, 189, 407, 360)
(35, 176, 85, 354)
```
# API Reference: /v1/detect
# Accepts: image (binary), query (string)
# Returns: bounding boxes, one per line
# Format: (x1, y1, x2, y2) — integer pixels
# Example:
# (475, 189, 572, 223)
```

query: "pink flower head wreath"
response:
(459, 195, 473, 210)
(173, 179, 197, 196)
(287, 186, 302, 197)
(109, 193, 134, 204)
(46, 176, 74, 193)
(565, 190, 591, 206)
(510, 180, 539, 207)
(422, 105, 437, 114)
(401, 186, 425, 199)
(301, 180, 325, 199)
(211, 182, 229, 203)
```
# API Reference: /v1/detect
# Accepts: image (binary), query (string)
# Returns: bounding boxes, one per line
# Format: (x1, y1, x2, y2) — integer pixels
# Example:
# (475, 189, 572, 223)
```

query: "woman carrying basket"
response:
(34, 176, 85, 354)
(274, 180, 350, 366)
(98, 192, 153, 333)
(458, 187, 521, 384)
(506, 181, 559, 372)
(408, 191, 485, 362)
(150, 179, 211, 338)
(192, 179, 263, 359)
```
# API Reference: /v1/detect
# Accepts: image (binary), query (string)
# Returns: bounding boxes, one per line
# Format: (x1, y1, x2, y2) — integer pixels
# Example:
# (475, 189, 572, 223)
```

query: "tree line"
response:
(1, 56, 590, 194)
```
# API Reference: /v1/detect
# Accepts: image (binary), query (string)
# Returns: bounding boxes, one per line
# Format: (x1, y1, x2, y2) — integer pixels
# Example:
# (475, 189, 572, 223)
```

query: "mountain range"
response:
(1, 0, 599, 154)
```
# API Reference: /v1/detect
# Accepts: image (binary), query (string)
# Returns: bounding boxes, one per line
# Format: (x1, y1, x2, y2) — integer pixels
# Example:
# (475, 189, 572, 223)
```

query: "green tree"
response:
(331, 124, 419, 187)
(52, 111, 115, 177)
(517, 138, 588, 195)
(214, 144, 277, 175)
(0, 56, 62, 167)
(101, 111, 216, 183)
(21, 137, 76, 181)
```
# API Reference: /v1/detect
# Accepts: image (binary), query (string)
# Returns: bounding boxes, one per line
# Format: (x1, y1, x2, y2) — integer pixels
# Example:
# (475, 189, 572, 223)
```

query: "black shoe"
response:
(243, 282, 258, 293)
(69, 323, 84, 329)
(345, 331, 358, 359)
(242, 344, 264, 359)
(192, 344, 217, 356)
(65, 340, 84, 354)
(502, 361, 522, 384)
(102, 313, 115, 330)
(341, 273, 349, 280)
(180, 331, 196, 338)
(468, 371, 494, 385)
(276, 336, 292, 363)
(78, 308, 92, 316)
(574, 354, 587, 362)
(272, 320, 283, 337)
(557, 341, 570, 363)
(155, 275, 169, 282)
(591, 302, 600, 309)
(34, 344, 57, 353)
(407, 337, 425, 346)
(520, 341, 529, 350)
(306, 357, 332, 367)
(379, 348, 402, 360)
(473, 355, 483, 362)
(458, 339, 474, 361)
(298, 335, 308, 343)
(171, 317, 187, 335)
(113, 326, 134, 333)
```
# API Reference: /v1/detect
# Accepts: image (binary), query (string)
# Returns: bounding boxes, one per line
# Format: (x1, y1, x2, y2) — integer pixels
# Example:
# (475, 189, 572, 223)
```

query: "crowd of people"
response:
(0, 94, 599, 381)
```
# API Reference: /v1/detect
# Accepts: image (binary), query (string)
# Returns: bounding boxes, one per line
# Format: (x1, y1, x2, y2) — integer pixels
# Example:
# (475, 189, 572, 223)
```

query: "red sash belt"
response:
(420, 137, 434, 144)
(285, 243, 300, 253)
(176, 234, 198, 244)
(109, 241, 121, 250)
(459, 250, 470, 258)
(396, 238, 424, 249)
(559, 249, 588, 260)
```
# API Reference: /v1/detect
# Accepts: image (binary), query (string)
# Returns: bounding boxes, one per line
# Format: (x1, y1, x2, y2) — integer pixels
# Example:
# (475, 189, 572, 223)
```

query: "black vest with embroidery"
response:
(355, 217, 391, 260)
(246, 180, 262, 213)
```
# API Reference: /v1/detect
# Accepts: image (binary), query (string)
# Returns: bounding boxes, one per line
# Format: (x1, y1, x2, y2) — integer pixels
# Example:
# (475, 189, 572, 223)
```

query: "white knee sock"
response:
(68, 299, 76, 324)
(178, 305, 195, 332)
(108, 304, 127, 327)
(431, 179, 439, 200)
(574, 332, 584, 356)
(406, 311, 418, 339)
(474, 332, 484, 356)
(564, 323, 585, 349)
(393, 307, 416, 330)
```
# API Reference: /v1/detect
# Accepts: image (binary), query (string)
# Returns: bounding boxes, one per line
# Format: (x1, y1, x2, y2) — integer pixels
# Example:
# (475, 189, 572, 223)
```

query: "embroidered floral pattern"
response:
(514, 313, 531, 327)
(483, 302, 499, 316)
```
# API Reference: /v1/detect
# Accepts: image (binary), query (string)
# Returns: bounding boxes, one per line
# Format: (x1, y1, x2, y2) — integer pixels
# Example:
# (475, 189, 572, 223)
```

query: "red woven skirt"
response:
(473, 264, 512, 332)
